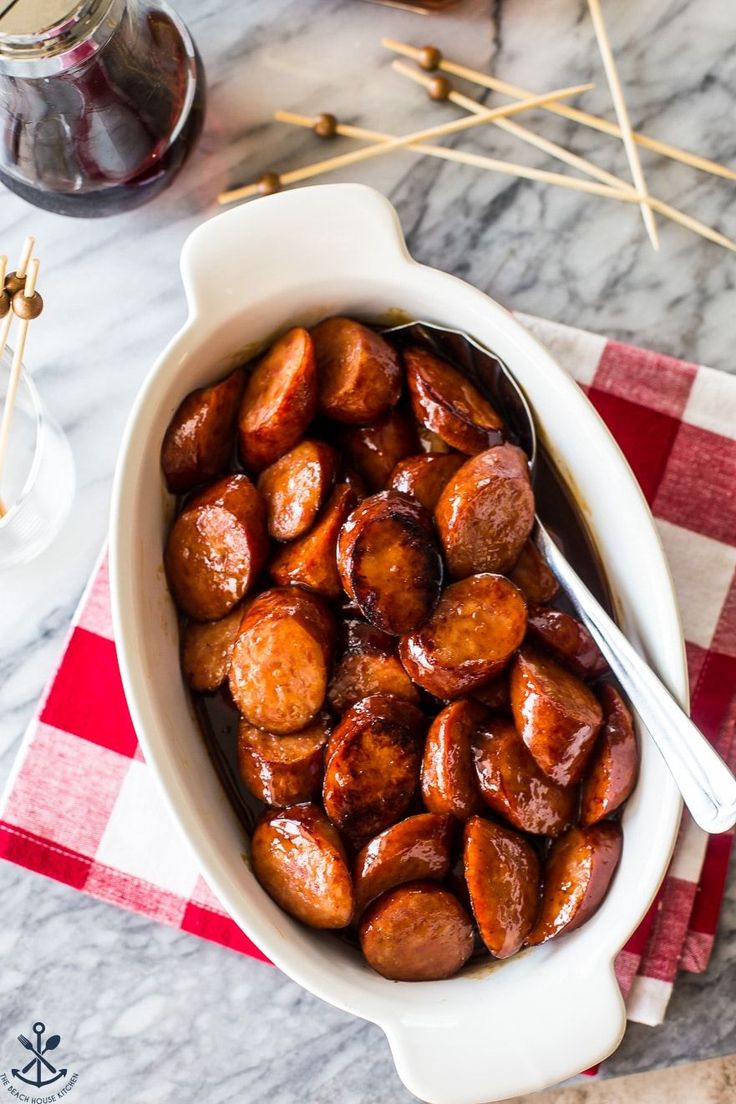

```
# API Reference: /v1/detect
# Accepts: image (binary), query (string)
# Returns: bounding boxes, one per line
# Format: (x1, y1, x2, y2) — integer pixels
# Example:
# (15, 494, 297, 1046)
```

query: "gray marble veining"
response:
(0, 0, 734, 1101)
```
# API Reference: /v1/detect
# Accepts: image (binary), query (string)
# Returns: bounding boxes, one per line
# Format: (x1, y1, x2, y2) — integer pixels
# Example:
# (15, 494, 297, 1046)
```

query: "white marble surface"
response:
(0, 0, 734, 1100)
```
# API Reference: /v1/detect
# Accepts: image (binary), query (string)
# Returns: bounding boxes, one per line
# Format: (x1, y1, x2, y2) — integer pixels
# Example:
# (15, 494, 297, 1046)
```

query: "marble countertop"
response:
(0, 0, 734, 1100)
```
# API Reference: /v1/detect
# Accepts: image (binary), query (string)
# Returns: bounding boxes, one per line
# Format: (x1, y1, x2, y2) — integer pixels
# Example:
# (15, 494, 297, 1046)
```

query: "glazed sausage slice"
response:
(269, 483, 357, 598)
(421, 700, 486, 820)
(435, 444, 535, 578)
(312, 317, 402, 424)
(464, 816, 541, 958)
(399, 574, 527, 699)
(510, 647, 603, 786)
(251, 803, 354, 928)
(509, 540, 559, 605)
(359, 881, 474, 981)
(238, 715, 329, 807)
(338, 408, 418, 492)
(472, 718, 576, 836)
(327, 649, 420, 714)
(238, 327, 317, 471)
(229, 587, 336, 734)
(526, 606, 607, 679)
(353, 813, 454, 914)
(338, 491, 443, 636)
(181, 604, 244, 691)
(404, 345, 504, 455)
(322, 694, 424, 848)
(161, 366, 244, 494)
(164, 474, 268, 621)
(580, 685, 638, 826)
(257, 439, 337, 542)
(389, 452, 465, 511)
(526, 822, 623, 945)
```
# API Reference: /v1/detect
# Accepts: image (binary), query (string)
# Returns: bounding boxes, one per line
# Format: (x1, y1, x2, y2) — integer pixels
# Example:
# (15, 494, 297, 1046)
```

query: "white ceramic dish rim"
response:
(110, 184, 684, 1104)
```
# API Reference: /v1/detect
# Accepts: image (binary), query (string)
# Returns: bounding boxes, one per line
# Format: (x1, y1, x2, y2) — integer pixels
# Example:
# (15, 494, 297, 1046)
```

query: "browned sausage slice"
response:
(229, 588, 336, 734)
(269, 484, 357, 598)
(338, 409, 418, 492)
(161, 367, 244, 494)
(181, 604, 244, 691)
(238, 715, 329, 807)
(257, 439, 337, 542)
(164, 474, 268, 621)
(353, 813, 454, 914)
(337, 491, 443, 636)
(435, 444, 535, 578)
(509, 540, 559, 605)
(580, 686, 638, 825)
(526, 606, 607, 679)
(238, 327, 317, 471)
(526, 822, 623, 945)
(472, 718, 576, 836)
(399, 574, 527, 699)
(421, 700, 486, 819)
(327, 649, 420, 714)
(322, 693, 425, 848)
(359, 881, 474, 980)
(312, 317, 402, 424)
(251, 803, 354, 928)
(389, 452, 465, 511)
(510, 647, 603, 785)
(463, 816, 541, 958)
(404, 345, 504, 455)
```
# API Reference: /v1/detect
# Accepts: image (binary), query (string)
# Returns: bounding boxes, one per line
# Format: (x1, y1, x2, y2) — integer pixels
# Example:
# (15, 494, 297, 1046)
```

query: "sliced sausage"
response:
(257, 439, 337, 542)
(322, 693, 424, 848)
(164, 474, 268, 621)
(404, 344, 504, 454)
(399, 574, 527, 699)
(338, 408, 418, 492)
(472, 673, 510, 712)
(472, 718, 576, 836)
(353, 813, 454, 914)
(238, 327, 317, 471)
(251, 803, 354, 928)
(421, 700, 486, 820)
(509, 540, 559, 605)
(161, 366, 244, 494)
(510, 647, 603, 786)
(418, 426, 453, 454)
(269, 484, 357, 598)
(312, 317, 401, 424)
(238, 715, 329, 807)
(389, 452, 465, 511)
(359, 881, 474, 980)
(435, 444, 535, 578)
(526, 606, 607, 679)
(580, 685, 638, 826)
(328, 649, 420, 714)
(526, 822, 623, 945)
(338, 491, 443, 636)
(181, 604, 244, 691)
(340, 466, 369, 501)
(464, 816, 541, 958)
(229, 587, 335, 734)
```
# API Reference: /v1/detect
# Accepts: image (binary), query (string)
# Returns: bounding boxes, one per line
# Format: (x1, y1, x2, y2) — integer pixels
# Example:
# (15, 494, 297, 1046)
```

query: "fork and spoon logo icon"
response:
(12, 1022, 66, 1089)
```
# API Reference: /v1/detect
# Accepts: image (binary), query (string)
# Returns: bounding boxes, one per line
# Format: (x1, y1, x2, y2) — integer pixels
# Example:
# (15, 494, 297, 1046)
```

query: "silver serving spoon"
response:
(385, 320, 736, 835)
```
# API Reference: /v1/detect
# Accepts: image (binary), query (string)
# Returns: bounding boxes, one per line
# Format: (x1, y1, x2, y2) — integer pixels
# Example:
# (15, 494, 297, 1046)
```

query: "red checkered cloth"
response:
(1, 313, 734, 1033)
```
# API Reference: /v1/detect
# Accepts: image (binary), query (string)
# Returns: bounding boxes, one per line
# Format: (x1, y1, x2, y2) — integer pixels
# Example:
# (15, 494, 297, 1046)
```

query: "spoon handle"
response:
(535, 522, 736, 834)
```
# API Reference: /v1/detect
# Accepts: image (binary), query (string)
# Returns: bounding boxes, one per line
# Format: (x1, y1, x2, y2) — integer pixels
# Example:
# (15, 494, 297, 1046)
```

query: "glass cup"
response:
(0, 349, 75, 569)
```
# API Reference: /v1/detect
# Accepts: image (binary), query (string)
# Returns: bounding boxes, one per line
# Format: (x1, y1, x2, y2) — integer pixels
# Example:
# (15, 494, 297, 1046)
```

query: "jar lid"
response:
(0, 0, 122, 75)
(0, 1, 84, 37)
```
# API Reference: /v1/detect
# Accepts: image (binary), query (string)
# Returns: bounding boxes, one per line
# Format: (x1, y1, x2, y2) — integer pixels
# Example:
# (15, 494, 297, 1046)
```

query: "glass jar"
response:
(0, 0, 205, 217)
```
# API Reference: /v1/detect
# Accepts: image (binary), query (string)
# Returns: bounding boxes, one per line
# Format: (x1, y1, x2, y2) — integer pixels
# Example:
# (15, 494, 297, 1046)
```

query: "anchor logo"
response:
(11, 1022, 66, 1089)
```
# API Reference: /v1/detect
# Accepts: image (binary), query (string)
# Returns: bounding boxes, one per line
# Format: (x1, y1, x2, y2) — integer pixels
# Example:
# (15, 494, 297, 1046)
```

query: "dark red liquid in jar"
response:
(0, 1, 205, 216)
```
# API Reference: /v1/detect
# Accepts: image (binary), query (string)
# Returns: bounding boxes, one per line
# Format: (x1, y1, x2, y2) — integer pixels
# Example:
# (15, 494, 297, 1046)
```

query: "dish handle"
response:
(383, 962, 625, 1104)
(179, 184, 411, 324)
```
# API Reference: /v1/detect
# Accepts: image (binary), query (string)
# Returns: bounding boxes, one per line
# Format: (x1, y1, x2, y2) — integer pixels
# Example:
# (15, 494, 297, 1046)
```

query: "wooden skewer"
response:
(273, 112, 736, 254)
(382, 38, 736, 184)
(217, 81, 593, 204)
(0, 256, 39, 515)
(586, 0, 657, 250)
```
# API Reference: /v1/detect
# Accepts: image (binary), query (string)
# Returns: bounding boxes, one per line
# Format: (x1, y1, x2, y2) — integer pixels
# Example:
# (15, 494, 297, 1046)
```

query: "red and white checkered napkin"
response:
(1, 313, 734, 1034)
